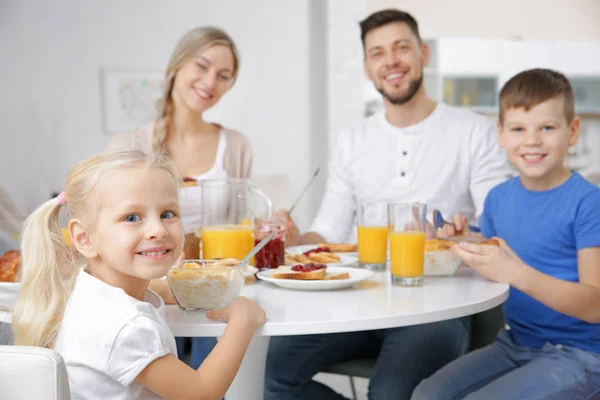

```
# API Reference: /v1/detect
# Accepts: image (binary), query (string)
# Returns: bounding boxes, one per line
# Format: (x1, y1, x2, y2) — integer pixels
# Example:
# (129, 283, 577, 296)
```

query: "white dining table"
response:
(165, 267, 509, 400)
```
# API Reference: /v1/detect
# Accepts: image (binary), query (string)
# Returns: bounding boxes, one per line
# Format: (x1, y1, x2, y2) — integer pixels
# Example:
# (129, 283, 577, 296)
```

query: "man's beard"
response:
(376, 74, 423, 105)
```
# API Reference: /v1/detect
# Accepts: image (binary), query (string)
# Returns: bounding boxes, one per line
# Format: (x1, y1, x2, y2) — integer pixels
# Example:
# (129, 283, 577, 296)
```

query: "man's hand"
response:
(276, 210, 301, 247)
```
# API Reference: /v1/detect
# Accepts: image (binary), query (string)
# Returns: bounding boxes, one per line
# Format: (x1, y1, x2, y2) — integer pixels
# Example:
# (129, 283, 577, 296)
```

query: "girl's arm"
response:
(136, 297, 265, 400)
(453, 240, 600, 323)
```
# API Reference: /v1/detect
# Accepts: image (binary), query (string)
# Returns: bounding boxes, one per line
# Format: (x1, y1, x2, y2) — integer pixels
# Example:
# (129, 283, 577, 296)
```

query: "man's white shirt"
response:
(309, 103, 512, 243)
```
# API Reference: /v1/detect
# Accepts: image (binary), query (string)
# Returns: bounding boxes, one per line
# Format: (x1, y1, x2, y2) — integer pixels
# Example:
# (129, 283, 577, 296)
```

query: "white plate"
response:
(257, 266, 374, 291)
(244, 266, 259, 277)
(285, 245, 357, 266)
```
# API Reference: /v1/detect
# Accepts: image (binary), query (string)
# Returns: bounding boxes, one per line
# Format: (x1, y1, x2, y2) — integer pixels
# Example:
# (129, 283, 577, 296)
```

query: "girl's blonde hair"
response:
(153, 26, 240, 155)
(12, 150, 180, 348)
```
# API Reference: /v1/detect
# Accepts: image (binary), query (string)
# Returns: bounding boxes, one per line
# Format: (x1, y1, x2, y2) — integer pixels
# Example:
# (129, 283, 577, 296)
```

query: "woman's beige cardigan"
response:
(107, 123, 253, 178)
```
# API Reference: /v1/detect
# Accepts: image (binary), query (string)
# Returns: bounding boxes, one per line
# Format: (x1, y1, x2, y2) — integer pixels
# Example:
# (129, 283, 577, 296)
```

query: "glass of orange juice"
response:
(388, 202, 427, 286)
(357, 201, 388, 271)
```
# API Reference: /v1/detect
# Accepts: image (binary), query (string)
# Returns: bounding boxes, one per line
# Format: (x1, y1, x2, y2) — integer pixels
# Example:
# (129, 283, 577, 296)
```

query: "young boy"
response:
(411, 69, 600, 400)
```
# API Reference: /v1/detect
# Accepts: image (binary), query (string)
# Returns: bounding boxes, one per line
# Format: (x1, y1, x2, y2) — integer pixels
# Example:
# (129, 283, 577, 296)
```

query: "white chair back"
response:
(0, 345, 70, 399)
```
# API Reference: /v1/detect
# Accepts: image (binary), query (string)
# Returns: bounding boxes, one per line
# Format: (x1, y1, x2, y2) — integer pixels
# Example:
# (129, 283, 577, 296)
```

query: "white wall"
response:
(326, 0, 366, 149)
(366, 0, 600, 41)
(0, 0, 321, 228)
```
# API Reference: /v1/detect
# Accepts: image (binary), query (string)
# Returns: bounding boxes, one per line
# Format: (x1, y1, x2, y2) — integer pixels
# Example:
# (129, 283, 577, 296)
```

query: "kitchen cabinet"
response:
(424, 38, 600, 115)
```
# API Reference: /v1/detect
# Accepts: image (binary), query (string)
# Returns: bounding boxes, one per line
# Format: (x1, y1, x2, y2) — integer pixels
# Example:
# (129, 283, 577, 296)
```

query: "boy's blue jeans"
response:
(412, 329, 600, 400)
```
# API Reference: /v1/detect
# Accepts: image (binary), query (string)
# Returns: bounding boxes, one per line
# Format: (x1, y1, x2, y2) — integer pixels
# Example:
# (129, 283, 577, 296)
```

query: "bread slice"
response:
(480, 238, 500, 246)
(271, 266, 326, 280)
(323, 272, 350, 280)
(318, 243, 357, 252)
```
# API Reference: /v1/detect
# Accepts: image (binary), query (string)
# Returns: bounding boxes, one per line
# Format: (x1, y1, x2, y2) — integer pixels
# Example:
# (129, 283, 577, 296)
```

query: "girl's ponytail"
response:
(12, 196, 78, 348)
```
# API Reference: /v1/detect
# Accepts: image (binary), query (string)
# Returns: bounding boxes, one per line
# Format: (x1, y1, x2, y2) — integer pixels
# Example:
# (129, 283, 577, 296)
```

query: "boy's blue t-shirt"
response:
(480, 172, 600, 352)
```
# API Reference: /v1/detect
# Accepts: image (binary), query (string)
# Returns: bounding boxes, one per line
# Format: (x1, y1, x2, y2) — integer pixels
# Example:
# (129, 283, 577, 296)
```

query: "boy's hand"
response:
(437, 213, 470, 238)
(451, 237, 525, 284)
(206, 296, 266, 331)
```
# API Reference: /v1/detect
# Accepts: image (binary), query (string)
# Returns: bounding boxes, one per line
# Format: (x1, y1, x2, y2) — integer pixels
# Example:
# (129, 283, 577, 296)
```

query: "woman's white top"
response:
(179, 129, 228, 232)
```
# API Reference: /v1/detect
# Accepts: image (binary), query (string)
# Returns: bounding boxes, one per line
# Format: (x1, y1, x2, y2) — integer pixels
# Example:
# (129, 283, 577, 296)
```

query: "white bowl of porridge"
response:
(423, 240, 463, 276)
(167, 259, 245, 311)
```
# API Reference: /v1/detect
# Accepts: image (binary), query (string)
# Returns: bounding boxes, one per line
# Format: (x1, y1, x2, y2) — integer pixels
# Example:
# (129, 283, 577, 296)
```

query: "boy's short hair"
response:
(360, 9, 422, 50)
(499, 68, 575, 124)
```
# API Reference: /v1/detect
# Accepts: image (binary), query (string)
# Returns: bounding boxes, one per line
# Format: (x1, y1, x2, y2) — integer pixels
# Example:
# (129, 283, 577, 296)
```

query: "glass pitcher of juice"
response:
(199, 179, 272, 261)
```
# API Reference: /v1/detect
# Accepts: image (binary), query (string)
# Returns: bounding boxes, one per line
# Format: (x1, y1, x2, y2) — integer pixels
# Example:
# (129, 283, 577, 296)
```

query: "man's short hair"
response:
(499, 68, 575, 123)
(360, 9, 422, 50)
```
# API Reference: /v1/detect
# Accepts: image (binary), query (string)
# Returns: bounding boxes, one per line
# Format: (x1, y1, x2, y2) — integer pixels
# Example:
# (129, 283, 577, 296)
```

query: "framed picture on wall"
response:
(100, 67, 164, 134)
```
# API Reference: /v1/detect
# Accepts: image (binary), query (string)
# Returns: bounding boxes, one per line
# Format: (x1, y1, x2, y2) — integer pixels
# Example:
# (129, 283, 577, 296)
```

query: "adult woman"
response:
(109, 26, 252, 370)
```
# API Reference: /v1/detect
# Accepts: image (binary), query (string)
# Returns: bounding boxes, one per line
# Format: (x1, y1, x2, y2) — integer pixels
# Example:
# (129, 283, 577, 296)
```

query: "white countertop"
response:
(165, 267, 509, 337)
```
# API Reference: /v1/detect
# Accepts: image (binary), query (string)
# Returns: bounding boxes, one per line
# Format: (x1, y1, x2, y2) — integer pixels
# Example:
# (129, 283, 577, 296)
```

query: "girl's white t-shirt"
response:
(179, 129, 228, 233)
(53, 269, 177, 400)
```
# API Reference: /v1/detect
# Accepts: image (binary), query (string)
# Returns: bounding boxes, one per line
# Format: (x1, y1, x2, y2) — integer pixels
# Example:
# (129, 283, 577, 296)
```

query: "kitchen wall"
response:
(1, 0, 599, 228)
(0, 0, 328, 229)
(366, 0, 600, 41)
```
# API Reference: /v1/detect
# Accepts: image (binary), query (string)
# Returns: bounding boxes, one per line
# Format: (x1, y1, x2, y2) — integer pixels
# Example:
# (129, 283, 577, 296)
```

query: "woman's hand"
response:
(451, 237, 526, 284)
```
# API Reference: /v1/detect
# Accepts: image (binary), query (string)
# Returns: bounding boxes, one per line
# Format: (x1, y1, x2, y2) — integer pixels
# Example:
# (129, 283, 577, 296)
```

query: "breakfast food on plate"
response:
(284, 254, 299, 265)
(318, 243, 357, 253)
(181, 177, 198, 187)
(272, 263, 326, 280)
(167, 258, 244, 310)
(271, 264, 350, 280)
(307, 252, 341, 263)
(285, 247, 342, 264)
(425, 238, 500, 250)
(0, 249, 20, 283)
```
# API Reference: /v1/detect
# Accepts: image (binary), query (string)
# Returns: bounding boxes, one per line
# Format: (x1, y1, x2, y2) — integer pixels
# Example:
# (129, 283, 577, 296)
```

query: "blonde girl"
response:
(12, 149, 265, 400)
(109, 26, 253, 370)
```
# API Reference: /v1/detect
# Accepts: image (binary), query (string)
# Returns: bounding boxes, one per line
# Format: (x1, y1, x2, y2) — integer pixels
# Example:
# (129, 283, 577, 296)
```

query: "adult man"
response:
(264, 9, 512, 400)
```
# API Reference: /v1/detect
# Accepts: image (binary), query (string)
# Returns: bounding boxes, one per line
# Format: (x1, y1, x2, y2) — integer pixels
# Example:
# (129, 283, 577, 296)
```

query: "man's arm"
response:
(284, 130, 356, 246)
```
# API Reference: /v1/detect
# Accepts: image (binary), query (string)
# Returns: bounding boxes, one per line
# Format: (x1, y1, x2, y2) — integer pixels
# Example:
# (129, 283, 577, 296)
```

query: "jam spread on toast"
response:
(303, 247, 331, 256)
(291, 263, 326, 272)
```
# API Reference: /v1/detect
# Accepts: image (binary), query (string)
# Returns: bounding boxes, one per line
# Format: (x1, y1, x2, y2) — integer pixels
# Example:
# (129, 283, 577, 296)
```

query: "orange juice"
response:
(389, 231, 425, 277)
(61, 228, 72, 246)
(357, 226, 388, 264)
(240, 217, 253, 227)
(201, 224, 254, 260)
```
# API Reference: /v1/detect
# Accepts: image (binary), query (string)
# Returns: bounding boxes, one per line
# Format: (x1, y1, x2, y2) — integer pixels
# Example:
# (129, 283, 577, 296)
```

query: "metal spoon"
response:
(433, 209, 481, 233)
(288, 167, 320, 215)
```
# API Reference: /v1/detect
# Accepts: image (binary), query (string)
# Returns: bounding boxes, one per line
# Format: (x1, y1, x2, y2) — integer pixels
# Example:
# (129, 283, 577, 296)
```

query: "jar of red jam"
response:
(254, 217, 286, 269)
